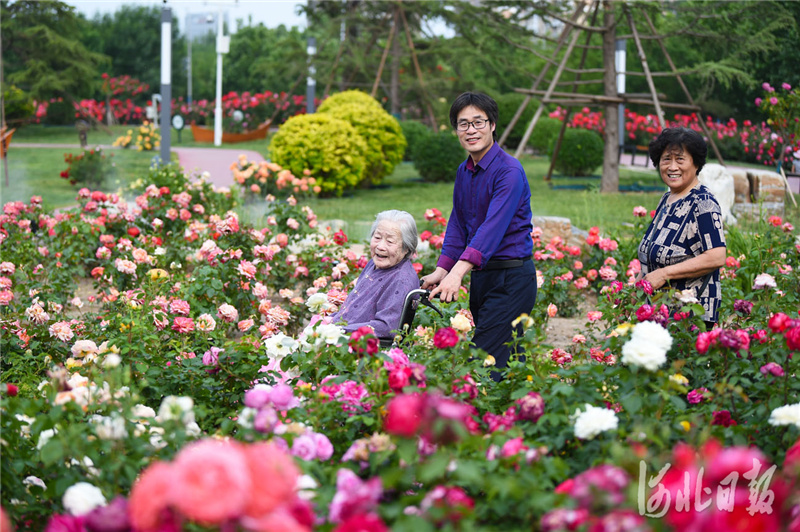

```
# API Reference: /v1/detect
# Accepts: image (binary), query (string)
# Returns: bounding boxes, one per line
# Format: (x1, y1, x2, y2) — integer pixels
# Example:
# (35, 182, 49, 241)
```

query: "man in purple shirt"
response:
(422, 92, 536, 380)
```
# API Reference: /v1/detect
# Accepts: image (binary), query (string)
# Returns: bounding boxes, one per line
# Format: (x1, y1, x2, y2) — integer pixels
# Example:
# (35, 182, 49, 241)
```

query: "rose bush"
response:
(1, 171, 799, 530)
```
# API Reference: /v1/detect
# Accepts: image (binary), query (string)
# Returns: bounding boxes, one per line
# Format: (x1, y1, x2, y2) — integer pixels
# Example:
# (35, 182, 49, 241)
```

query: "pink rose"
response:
(291, 434, 317, 461)
(312, 433, 334, 461)
(172, 317, 195, 333)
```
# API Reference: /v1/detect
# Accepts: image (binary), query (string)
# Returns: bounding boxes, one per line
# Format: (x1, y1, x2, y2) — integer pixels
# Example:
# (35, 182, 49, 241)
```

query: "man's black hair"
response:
(449, 92, 499, 141)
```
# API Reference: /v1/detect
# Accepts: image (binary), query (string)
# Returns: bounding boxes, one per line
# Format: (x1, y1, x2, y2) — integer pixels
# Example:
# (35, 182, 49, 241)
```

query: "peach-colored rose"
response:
(172, 440, 251, 525)
(242, 442, 299, 518)
(129, 461, 175, 531)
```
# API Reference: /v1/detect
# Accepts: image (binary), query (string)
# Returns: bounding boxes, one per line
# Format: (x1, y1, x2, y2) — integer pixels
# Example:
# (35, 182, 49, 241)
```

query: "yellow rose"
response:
(483, 355, 496, 367)
(679, 421, 691, 432)
(148, 268, 169, 281)
(669, 373, 689, 386)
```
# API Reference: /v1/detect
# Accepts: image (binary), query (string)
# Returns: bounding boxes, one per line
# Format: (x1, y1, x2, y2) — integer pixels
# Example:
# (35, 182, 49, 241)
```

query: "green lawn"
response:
(1, 147, 155, 210)
(14, 125, 270, 155)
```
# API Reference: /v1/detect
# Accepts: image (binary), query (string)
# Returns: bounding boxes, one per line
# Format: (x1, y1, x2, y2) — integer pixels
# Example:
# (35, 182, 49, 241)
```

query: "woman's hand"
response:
(643, 269, 669, 290)
(644, 247, 726, 290)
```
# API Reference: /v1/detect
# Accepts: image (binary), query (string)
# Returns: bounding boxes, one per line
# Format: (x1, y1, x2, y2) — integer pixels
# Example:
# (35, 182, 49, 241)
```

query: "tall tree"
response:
(0, 0, 105, 101)
(80, 4, 187, 100)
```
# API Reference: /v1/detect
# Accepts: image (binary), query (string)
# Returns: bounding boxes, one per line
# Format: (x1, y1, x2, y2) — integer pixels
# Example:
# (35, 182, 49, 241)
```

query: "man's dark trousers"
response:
(469, 259, 537, 381)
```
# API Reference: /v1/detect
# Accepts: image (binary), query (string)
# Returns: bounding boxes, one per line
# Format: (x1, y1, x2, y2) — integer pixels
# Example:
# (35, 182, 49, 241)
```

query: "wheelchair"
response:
(378, 289, 443, 348)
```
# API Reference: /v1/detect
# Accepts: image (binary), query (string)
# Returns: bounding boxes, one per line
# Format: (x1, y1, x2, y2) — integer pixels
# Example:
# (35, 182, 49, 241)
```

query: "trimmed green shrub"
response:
(529, 116, 563, 155)
(43, 99, 75, 126)
(2, 85, 34, 126)
(321, 102, 406, 185)
(400, 120, 430, 162)
(317, 89, 384, 113)
(549, 127, 604, 176)
(269, 114, 368, 197)
(412, 131, 465, 182)
(496, 92, 535, 149)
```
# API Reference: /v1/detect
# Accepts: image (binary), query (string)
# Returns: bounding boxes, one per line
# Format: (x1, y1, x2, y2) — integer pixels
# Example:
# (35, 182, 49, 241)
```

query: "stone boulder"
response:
(698, 163, 737, 225)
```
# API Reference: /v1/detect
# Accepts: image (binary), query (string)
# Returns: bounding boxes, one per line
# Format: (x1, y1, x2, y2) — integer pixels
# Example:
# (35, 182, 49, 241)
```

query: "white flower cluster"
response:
(769, 402, 800, 429)
(573, 404, 619, 440)
(621, 321, 673, 371)
(62, 482, 106, 516)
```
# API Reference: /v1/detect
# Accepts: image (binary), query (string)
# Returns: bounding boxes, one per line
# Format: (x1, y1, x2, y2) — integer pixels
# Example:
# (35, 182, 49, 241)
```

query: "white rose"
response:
(753, 273, 777, 290)
(23, 476, 47, 491)
(131, 404, 156, 420)
(264, 333, 299, 360)
(573, 404, 619, 439)
(314, 323, 346, 346)
(62, 482, 107, 516)
(621, 321, 672, 371)
(91, 414, 127, 440)
(306, 293, 331, 313)
(157, 395, 195, 425)
(769, 403, 800, 428)
(102, 353, 122, 368)
(37, 428, 57, 450)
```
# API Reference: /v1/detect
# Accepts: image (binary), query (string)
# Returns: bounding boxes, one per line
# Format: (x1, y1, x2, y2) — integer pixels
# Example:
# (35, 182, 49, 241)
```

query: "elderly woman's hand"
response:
(643, 269, 669, 291)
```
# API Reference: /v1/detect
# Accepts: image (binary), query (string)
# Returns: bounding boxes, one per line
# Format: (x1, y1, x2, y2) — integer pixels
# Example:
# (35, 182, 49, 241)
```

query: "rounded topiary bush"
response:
(549, 127, 604, 176)
(317, 89, 384, 113)
(496, 93, 535, 150)
(269, 114, 368, 197)
(412, 131, 465, 182)
(529, 116, 564, 155)
(321, 102, 406, 185)
(400, 120, 431, 162)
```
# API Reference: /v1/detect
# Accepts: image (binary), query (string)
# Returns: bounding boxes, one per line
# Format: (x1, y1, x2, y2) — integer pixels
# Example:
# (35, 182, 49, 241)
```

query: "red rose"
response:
(349, 326, 379, 356)
(433, 327, 459, 349)
(4, 384, 18, 396)
(332, 229, 348, 246)
(127, 227, 140, 238)
(384, 393, 425, 438)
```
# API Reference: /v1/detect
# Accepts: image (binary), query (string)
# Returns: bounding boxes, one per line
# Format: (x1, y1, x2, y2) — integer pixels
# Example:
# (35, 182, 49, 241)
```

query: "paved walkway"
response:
(173, 147, 264, 189)
(14, 142, 263, 190)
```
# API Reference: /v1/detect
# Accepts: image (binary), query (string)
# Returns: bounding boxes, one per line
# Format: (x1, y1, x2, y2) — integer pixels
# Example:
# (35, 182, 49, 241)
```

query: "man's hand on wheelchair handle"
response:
(420, 268, 448, 290)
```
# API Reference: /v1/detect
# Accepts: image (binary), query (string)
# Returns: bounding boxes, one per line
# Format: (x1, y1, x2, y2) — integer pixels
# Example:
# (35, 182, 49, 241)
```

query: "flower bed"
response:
(1, 170, 799, 530)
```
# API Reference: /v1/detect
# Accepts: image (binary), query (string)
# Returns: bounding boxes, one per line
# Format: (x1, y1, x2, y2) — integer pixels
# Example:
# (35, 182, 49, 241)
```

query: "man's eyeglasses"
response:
(456, 118, 490, 131)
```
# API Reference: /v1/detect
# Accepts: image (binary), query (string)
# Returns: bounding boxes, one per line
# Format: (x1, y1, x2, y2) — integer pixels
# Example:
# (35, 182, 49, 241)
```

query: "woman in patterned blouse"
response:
(637, 128, 727, 326)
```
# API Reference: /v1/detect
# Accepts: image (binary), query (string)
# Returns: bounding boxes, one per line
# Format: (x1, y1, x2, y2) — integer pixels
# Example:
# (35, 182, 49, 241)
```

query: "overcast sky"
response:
(66, 1, 308, 31)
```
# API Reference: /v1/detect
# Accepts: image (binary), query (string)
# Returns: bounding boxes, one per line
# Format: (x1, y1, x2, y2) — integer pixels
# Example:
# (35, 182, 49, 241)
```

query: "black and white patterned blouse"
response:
(638, 184, 726, 322)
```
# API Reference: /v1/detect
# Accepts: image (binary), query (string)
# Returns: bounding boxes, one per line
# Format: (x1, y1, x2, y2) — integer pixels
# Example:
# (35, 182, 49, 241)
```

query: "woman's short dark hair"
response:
(449, 92, 498, 140)
(649, 127, 708, 174)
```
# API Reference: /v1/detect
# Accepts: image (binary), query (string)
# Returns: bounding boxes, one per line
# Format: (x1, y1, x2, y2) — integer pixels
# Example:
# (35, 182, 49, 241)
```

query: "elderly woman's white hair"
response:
(369, 210, 418, 259)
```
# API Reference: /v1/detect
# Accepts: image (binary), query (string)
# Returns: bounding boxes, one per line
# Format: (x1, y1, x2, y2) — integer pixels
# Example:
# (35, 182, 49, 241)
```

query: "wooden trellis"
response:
(501, 0, 725, 184)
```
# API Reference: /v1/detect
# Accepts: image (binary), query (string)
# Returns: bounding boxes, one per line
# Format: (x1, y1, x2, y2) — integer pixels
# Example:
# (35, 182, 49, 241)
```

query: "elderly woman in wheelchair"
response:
(329, 210, 422, 342)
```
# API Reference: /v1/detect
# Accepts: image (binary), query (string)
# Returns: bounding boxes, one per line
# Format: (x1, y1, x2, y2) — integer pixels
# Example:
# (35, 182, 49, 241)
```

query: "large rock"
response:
(729, 168, 750, 204)
(698, 163, 737, 224)
(531, 215, 584, 247)
(751, 170, 786, 203)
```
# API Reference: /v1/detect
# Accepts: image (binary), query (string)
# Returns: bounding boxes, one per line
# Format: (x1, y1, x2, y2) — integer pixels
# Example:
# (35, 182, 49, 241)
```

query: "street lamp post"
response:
(213, 10, 230, 146)
(160, 7, 172, 164)
(615, 38, 627, 149)
(306, 36, 316, 114)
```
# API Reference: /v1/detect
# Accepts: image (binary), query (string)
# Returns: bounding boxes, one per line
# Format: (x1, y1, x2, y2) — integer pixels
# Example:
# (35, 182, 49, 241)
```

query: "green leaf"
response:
(40, 439, 64, 466)
(419, 451, 450, 483)
(621, 394, 642, 415)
